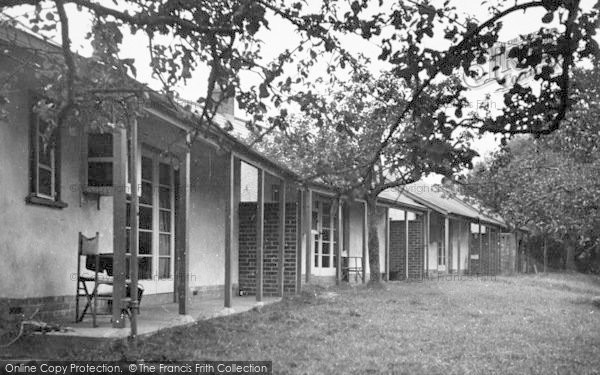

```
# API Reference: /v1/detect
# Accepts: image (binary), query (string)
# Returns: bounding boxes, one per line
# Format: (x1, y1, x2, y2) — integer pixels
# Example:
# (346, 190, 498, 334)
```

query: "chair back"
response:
(79, 232, 100, 256)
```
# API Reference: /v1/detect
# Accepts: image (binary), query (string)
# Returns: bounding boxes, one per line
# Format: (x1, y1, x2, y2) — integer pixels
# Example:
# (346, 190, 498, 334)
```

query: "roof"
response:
(0, 22, 510, 225)
(378, 189, 427, 211)
(0, 22, 299, 181)
(400, 183, 507, 228)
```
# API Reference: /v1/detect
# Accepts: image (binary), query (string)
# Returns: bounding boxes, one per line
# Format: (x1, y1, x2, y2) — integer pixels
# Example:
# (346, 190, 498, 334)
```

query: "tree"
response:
(1, 0, 598, 280)
(256, 72, 477, 281)
(1, 1, 598, 144)
(0, 0, 364, 140)
(462, 68, 600, 272)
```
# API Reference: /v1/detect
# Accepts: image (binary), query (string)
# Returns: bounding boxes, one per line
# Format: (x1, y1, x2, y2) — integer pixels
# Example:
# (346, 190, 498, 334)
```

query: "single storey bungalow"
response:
(0, 24, 440, 329)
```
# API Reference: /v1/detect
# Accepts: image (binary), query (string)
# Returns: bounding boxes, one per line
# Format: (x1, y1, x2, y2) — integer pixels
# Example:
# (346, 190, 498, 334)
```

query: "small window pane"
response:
(139, 231, 152, 255)
(38, 137, 52, 167)
(322, 230, 330, 241)
(159, 210, 171, 232)
(126, 228, 130, 254)
(314, 254, 319, 267)
(88, 133, 113, 158)
(88, 162, 113, 186)
(126, 203, 131, 227)
(159, 187, 171, 209)
(141, 157, 153, 181)
(322, 255, 330, 268)
(138, 257, 152, 280)
(159, 234, 171, 255)
(140, 182, 153, 205)
(125, 257, 131, 278)
(322, 242, 330, 255)
(159, 258, 170, 279)
(312, 211, 318, 230)
(38, 168, 52, 196)
(139, 206, 152, 230)
(159, 163, 171, 186)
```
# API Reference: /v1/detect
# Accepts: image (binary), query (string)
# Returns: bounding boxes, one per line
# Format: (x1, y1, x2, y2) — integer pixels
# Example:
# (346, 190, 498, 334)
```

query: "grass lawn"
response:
(11, 274, 600, 374)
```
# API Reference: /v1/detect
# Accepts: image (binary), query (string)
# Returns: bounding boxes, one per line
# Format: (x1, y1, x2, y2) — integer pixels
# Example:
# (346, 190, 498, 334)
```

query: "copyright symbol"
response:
(129, 364, 137, 372)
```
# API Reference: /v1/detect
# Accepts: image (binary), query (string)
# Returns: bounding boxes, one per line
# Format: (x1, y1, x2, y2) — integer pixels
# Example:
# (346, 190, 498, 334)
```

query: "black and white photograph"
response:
(0, 0, 599, 373)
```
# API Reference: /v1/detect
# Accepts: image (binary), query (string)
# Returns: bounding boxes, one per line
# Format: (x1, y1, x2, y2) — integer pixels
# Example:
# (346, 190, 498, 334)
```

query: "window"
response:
(271, 185, 280, 202)
(26, 111, 66, 208)
(126, 152, 175, 284)
(87, 133, 114, 187)
(85, 132, 131, 194)
(437, 241, 446, 266)
(470, 223, 487, 234)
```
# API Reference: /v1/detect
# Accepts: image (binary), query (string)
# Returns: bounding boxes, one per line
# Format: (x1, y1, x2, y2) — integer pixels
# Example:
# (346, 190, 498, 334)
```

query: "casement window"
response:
(125, 151, 176, 291)
(84, 132, 132, 195)
(437, 241, 446, 267)
(26, 111, 66, 208)
(87, 132, 114, 187)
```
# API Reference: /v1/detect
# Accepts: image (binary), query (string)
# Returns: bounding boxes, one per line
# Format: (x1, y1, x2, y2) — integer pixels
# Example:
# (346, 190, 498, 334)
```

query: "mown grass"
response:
(10, 273, 600, 374)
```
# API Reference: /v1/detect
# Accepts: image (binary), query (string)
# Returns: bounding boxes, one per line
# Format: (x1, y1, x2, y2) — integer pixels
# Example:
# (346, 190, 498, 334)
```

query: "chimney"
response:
(212, 85, 235, 122)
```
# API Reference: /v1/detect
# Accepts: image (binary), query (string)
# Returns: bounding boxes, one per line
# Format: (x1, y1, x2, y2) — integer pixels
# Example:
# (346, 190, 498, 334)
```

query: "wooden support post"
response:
(336, 198, 343, 285)
(444, 216, 450, 274)
(305, 189, 312, 283)
(224, 153, 234, 308)
(488, 228, 493, 275)
(112, 127, 127, 328)
(426, 210, 430, 276)
(295, 189, 303, 293)
(176, 134, 191, 315)
(128, 117, 139, 338)
(362, 201, 367, 283)
(278, 179, 286, 297)
(405, 210, 409, 280)
(478, 222, 483, 275)
(256, 169, 264, 302)
(457, 220, 462, 275)
(467, 222, 472, 274)
(384, 208, 390, 282)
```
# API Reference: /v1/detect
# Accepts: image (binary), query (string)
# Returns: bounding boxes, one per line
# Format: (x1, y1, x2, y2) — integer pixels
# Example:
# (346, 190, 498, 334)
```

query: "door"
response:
(312, 198, 337, 276)
(126, 150, 175, 295)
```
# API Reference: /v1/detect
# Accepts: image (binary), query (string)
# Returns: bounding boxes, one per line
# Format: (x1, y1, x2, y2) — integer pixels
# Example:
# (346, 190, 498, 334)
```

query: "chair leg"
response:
(77, 283, 93, 323)
(92, 286, 98, 328)
(75, 289, 80, 323)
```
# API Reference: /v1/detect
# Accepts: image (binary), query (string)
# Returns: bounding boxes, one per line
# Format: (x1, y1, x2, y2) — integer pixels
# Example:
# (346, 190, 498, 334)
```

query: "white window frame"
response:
(31, 115, 57, 200)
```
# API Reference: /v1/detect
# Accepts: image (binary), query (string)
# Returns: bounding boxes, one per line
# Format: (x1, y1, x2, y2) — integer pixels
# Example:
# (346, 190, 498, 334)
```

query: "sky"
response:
(4, 0, 597, 184)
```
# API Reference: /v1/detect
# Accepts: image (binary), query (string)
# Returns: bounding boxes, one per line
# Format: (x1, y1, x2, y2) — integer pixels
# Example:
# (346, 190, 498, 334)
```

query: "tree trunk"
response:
(564, 236, 577, 271)
(543, 236, 548, 273)
(366, 196, 381, 283)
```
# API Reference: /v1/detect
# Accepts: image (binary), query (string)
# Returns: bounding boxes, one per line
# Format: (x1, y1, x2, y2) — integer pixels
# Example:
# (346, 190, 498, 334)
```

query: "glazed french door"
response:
(312, 198, 337, 276)
(126, 149, 175, 294)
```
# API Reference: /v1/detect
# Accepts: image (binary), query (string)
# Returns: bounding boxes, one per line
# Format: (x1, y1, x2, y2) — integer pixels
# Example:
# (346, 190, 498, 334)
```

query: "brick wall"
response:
(238, 202, 297, 296)
(389, 216, 424, 280)
(0, 296, 76, 324)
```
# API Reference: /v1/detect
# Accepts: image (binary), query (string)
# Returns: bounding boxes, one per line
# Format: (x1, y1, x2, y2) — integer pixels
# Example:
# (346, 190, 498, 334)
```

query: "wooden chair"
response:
(75, 232, 118, 327)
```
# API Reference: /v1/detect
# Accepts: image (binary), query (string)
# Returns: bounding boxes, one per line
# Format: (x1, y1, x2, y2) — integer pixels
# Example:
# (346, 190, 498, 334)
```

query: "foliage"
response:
(0, 0, 598, 146)
(1, 0, 599, 278)
(257, 72, 477, 280)
(462, 68, 600, 271)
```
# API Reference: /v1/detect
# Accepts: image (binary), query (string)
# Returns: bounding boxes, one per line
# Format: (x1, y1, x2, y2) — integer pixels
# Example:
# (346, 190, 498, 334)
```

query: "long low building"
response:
(0, 23, 517, 330)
